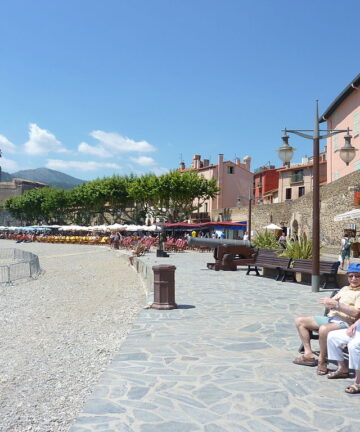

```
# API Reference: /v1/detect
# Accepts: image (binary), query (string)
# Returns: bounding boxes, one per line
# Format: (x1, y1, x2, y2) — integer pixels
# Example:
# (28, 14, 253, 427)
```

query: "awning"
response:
(334, 209, 360, 222)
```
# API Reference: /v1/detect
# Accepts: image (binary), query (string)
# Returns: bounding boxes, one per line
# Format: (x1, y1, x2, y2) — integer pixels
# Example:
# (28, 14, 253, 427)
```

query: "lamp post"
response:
(278, 100, 357, 292)
(247, 188, 253, 241)
(237, 188, 254, 241)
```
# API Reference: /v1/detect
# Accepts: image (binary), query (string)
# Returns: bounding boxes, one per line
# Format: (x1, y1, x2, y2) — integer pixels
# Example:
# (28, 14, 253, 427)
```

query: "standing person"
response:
(109, 232, 115, 248)
(278, 231, 287, 249)
(293, 263, 360, 375)
(340, 233, 351, 270)
(327, 315, 360, 392)
(113, 231, 121, 249)
(243, 231, 249, 241)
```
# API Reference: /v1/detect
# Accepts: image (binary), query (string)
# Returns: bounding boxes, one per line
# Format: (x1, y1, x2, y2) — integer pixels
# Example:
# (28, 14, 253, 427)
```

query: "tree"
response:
(128, 170, 219, 222)
(41, 188, 71, 224)
(66, 175, 138, 225)
(5, 188, 48, 224)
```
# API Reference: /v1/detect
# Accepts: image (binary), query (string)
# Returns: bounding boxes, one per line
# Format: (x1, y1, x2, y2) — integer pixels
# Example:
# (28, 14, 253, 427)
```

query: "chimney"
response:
(218, 154, 224, 165)
(192, 155, 201, 169)
(235, 157, 241, 165)
(243, 156, 251, 171)
(203, 159, 210, 167)
(179, 162, 185, 170)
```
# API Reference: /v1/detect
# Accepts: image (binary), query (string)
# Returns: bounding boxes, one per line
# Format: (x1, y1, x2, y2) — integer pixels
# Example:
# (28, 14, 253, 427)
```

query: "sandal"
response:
(328, 369, 350, 379)
(293, 355, 318, 367)
(345, 384, 360, 394)
(317, 363, 328, 375)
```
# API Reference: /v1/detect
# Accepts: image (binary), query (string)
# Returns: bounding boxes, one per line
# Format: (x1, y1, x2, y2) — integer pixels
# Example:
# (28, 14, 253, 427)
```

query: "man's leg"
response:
(294, 316, 319, 359)
(327, 328, 350, 376)
(318, 323, 343, 371)
(345, 331, 360, 392)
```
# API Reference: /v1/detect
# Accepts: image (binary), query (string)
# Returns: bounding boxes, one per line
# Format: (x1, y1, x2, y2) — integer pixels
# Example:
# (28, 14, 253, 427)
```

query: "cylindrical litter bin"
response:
(151, 264, 177, 310)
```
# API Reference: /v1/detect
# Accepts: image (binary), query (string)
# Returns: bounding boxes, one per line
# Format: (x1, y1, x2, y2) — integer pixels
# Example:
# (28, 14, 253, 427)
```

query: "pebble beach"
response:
(0, 240, 145, 432)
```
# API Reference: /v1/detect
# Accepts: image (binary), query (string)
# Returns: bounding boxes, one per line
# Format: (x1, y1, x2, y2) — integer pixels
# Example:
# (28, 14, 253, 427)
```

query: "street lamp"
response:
(237, 188, 254, 241)
(278, 100, 357, 292)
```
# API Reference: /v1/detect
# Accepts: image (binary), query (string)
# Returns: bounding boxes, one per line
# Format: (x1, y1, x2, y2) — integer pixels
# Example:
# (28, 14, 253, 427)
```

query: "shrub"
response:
(279, 236, 313, 259)
(252, 230, 280, 249)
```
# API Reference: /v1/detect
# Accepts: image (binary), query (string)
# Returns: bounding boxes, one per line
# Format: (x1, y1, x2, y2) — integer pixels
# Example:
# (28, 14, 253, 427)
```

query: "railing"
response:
(190, 212, 210, 222)
(0, 248, 41, 284)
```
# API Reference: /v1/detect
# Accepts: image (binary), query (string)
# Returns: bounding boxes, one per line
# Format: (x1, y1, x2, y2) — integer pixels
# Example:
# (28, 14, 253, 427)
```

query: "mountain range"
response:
(1, 168, 86, 190)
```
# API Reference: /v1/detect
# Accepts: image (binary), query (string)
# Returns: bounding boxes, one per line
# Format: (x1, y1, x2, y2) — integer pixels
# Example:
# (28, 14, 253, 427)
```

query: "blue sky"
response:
(0, 0, 359, 180)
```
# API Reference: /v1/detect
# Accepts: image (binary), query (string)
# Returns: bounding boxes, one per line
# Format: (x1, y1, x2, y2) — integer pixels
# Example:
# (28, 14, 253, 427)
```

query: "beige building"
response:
(277, 154, 327, 203)
(179, 154, 253, 222)
(0, 178, 48, 225)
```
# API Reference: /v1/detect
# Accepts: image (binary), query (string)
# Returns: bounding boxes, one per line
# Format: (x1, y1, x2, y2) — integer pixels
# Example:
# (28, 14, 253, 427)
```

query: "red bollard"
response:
(151, 264, 177, 310)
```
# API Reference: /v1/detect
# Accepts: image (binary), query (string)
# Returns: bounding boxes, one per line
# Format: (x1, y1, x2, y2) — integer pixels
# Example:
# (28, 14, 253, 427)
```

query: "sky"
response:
(0, 0, 359, 181)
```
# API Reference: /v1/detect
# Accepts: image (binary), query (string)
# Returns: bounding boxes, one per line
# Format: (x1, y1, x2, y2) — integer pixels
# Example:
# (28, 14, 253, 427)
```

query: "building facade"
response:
(277, 154, 327, 203)
(321, 73, 360, 183)
(0, 178, 48, 225)
(179, 154, 253, 222)
(253, 165, 279, 205)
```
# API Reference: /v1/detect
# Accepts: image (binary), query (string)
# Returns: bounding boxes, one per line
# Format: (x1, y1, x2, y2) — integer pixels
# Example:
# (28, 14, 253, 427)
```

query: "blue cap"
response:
(347, 263, 360, 273)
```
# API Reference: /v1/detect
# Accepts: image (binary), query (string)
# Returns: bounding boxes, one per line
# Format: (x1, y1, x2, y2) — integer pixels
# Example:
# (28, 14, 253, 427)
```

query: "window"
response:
(291, 169, 304, 183)
(298, 186, 305, 197)
(227, 166, 234, 174)
(286, 188, 292, 200)
(354, 112, 359, 137)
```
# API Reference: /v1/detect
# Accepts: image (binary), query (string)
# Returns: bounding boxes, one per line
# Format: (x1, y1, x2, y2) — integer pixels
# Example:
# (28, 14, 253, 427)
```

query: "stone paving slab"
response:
(70, 252, 360, 432)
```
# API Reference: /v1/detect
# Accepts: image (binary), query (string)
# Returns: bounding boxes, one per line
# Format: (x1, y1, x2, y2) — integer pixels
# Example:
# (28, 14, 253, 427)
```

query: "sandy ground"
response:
(0, 240, 145, 432)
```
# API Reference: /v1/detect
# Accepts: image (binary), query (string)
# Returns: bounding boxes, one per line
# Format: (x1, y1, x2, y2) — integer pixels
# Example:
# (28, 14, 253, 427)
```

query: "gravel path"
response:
(0, 240, 145, 432)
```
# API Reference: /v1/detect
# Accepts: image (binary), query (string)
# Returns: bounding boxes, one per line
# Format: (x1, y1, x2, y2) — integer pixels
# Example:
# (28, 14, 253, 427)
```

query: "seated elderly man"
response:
(293, 263, 360, 375)
(327, 315, 360, 392)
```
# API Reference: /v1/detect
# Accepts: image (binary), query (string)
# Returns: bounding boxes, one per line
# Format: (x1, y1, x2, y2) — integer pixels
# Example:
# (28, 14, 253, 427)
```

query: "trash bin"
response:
(151, 264, 177, 310)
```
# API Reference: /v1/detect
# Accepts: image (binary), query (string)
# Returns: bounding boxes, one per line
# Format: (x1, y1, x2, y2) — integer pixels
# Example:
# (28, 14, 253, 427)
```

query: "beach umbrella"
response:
(263, 223, 282, 230)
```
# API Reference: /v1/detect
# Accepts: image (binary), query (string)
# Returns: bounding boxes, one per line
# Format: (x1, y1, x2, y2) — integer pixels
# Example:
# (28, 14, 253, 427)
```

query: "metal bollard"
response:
(151, 265, 177, 310)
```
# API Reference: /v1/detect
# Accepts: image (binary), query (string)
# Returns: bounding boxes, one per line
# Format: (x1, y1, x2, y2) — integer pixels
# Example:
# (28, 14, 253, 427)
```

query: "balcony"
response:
(190, 212, 211, 223)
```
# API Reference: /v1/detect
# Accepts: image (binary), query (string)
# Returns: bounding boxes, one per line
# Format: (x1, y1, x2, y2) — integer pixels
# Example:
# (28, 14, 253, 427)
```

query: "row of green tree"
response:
(4, 171, 219, 225)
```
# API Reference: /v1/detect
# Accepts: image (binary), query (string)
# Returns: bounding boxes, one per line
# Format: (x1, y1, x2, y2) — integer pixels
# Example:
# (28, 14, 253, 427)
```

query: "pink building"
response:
(179, 154, 253, 221)
(277, 154, 327, 203)
(321, 74, 360, 182)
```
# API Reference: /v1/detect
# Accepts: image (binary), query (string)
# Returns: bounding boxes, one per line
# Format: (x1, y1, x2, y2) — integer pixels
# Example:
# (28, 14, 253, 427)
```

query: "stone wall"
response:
(212, 170, 360, 246)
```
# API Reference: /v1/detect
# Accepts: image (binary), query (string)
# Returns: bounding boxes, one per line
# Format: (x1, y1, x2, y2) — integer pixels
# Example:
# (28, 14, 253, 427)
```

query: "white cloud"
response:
(0, 135, 16, 154)
(1, 157, 19, 172)
(90, 130, 156, 153)
(78, 141, 112, 158)
(46, 159, 122, 172)
(130, 156, 156, 166)
(24, 123, 66, 155)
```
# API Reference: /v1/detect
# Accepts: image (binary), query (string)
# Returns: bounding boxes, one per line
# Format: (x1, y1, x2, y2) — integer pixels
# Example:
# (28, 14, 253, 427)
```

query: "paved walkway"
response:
(70, 251, 360, 432)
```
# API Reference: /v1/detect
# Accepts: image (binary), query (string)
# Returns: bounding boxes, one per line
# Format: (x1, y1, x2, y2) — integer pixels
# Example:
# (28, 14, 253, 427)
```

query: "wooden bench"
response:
(246, 248, 291, 280)
(282, 259, 340, 289)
